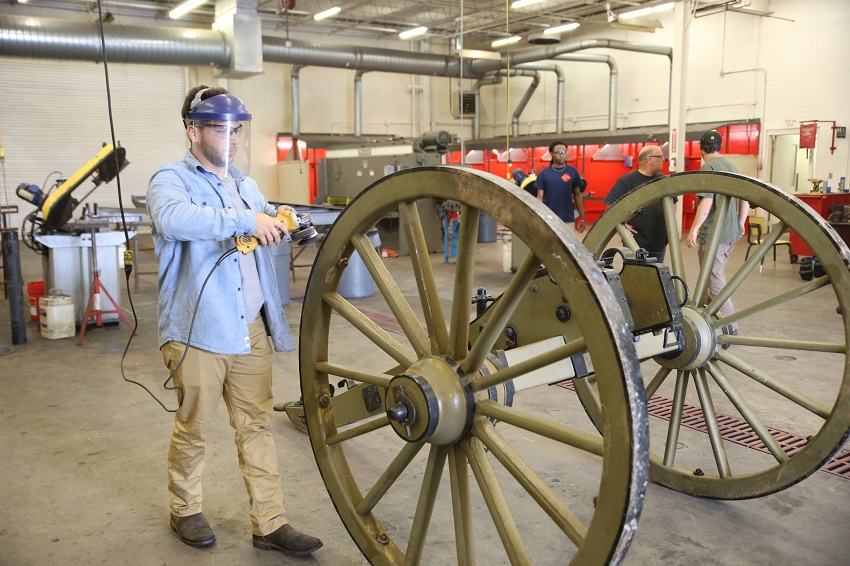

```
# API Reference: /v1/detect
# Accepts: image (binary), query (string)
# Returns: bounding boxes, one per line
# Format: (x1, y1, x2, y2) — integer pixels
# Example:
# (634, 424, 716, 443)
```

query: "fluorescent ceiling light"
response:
(357, 25, 398, 33)
(399, 26, 428, 40)
(619, 2, 675, 20)
(511, 0, 544, 9)
(491, 36, 522, 48)
(169, 0, 208, 20)
(314, 7, 341, 21)
(544, 22, 580, 35)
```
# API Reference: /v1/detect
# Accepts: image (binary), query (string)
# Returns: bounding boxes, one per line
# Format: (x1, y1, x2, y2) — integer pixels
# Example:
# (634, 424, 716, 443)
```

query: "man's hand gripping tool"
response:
(235, 209, 320, 254)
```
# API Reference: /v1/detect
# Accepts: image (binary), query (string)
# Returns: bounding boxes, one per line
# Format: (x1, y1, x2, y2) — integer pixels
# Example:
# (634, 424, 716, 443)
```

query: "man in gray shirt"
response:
(686, 130, 750, 333)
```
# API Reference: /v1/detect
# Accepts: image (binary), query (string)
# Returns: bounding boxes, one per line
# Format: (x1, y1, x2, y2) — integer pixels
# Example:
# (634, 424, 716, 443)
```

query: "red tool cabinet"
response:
(790, 193, 850, 257)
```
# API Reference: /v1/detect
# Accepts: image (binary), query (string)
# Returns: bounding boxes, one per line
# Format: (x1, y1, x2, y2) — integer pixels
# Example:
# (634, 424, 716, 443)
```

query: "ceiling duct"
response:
(213, 0, 263, 78)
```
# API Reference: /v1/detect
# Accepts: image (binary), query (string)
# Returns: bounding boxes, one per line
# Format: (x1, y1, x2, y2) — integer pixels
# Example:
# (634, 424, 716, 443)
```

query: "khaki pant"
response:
(163, 317, 286, 536)
(698, 240, 737, 330)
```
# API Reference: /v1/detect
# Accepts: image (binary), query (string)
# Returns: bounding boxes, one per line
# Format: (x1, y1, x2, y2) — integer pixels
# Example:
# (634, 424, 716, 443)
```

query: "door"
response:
(770, 133, 811, 193)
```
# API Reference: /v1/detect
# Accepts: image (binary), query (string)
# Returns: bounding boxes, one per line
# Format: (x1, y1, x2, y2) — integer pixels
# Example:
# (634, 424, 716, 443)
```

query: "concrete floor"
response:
(1, 227, 850, 566)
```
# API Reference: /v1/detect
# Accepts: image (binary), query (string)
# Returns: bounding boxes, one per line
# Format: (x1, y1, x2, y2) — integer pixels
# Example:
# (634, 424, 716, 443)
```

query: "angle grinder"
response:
(235, 209, 320, 254)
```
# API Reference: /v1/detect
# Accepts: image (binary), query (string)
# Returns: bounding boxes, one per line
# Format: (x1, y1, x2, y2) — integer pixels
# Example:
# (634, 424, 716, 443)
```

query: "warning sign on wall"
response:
(800, 123, 817, 149)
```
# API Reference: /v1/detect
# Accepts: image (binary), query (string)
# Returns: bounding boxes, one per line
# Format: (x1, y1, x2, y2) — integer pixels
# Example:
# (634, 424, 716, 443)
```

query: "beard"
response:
(197, 136, 229, 169)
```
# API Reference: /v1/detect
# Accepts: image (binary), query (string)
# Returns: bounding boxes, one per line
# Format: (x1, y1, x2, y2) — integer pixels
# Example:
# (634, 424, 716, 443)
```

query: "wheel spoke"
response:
(476, 400, 603, 457)
(400, 202, 449, 354)
(716, 276, 830, 328)
(323, 291, 417, 366)
(706, 221, 791, 317)
(462, 251, 540, 374)
(645, 366, 673, 398)
(662, 197, 684, 274)
(326, 415, 390, 446)
(693, 368, 732, 478)
(462, 437, 531, 565)
(316, 361, 392, 388)
(615, 224, 639, 251)
(352, 233, 431, 357)
(704, 361, 789, 464)
(692, 194, 730, 307)
(405, 445, 449, 565)
(717, 334, 845, 353)
(470, 338, 586, 393)
(663, 370, 689, 467)
(472, 420, 588, 547)
(447, 205, 480, 361)
(714, 350, 831, 419)
(448, 444, 475, 565)
(357, 442, 426, 515)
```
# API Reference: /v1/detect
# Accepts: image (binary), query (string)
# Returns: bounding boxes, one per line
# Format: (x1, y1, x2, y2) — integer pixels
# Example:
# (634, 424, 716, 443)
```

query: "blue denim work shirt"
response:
(147, 151, 295, 355)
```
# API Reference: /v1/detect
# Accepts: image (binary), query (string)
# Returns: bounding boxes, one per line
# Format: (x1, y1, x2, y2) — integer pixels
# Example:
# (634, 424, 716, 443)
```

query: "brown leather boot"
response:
(170, 513, 216, 548)
(252, 524, 323, 555)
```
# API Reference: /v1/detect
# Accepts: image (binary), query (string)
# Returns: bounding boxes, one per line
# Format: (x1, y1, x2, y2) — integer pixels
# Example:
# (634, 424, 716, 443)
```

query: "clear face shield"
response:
(187, 92, 252, 179)
(189, 119, 251, 179)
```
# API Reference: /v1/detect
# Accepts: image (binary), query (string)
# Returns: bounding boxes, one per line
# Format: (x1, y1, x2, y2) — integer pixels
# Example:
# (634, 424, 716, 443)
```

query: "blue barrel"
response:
(478, 213, 497, 243)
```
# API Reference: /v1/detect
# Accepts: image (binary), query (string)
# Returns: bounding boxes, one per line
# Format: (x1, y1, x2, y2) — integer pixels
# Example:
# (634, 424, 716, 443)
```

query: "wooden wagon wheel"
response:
(581, 171, 850, 499)
(299, 166, 649, 564)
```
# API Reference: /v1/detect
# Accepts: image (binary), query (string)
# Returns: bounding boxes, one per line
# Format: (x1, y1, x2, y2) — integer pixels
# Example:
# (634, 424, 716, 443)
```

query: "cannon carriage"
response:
(294, 167, 850, 565)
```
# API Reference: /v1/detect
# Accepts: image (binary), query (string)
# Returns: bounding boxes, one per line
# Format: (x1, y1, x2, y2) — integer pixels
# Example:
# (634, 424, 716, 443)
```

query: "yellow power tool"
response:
(235, 209, 320, 254)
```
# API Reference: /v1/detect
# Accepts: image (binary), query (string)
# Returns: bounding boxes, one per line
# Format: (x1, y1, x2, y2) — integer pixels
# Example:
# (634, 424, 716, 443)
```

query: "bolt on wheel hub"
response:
(386, 356, 474, 445)
(657, 306, 717, 370)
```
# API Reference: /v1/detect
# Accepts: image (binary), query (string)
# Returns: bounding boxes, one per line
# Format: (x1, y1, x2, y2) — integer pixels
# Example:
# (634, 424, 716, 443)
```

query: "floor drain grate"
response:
(556, 381, 850, 480)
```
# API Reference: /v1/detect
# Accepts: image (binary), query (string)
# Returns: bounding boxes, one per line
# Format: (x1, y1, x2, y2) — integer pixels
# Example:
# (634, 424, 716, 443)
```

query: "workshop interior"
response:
(1, 1, 849, 565)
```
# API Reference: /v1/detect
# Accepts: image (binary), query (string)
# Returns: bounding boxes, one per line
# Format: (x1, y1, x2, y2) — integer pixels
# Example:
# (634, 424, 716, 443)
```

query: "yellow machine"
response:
(16, 144, 129, 233)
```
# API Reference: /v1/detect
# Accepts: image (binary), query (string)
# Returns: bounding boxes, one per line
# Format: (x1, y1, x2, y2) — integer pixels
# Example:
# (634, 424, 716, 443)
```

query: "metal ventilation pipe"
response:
(474, 67, 562, 138)
(510, 71, 541, 137)
(0, 14, 229, 65)
(514, 63, 565, 133)
(471, 37, 672, 126)
(263, 36, 468, 77)
(291, 65, 302, 136)
(474, 74, 503, 139)
(553, 54, 619, 131)
(0, 14, 670, 133)
(354, 70, 369, 136)
(470, 38, 672, 73)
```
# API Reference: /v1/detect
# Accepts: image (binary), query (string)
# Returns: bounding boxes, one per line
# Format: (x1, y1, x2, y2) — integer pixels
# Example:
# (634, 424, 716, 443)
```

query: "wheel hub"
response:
(657, 306, 716, 370)
(385, 356, 474, 445)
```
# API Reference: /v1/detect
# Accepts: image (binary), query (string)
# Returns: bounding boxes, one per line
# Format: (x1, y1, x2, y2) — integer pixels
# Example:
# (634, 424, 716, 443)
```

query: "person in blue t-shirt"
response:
(535, 140, 587, 232)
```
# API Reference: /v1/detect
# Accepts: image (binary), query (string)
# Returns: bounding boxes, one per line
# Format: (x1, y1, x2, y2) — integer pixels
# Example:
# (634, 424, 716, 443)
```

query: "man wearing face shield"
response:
(146, 86, 323, 555)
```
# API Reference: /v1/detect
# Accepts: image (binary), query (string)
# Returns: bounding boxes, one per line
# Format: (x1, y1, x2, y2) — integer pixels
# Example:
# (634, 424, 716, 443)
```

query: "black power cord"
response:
(139, 246, 240, 412)
(94, 0, 232, 413)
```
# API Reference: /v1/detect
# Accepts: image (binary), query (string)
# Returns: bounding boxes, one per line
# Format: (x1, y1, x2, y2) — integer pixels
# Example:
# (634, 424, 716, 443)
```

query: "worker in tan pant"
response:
(164, 317, 286, 536)
(148, 85, 322, 556)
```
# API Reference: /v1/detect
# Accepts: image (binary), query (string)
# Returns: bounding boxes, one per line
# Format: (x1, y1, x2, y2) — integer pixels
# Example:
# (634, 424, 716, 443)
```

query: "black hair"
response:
(549, 140, 568, 154)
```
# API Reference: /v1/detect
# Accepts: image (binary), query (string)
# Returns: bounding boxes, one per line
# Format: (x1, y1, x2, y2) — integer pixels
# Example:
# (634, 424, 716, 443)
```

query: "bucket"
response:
(502, 236, 512, 273)
(40, 289, 75, 339)
(27, 280, 45, 321)
(338, 229, 381, 299)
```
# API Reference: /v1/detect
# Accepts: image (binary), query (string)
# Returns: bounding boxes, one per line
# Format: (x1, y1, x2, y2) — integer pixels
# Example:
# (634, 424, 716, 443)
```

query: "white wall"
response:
(483, 0, 849, 182)
(0, 59, 186, 233)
